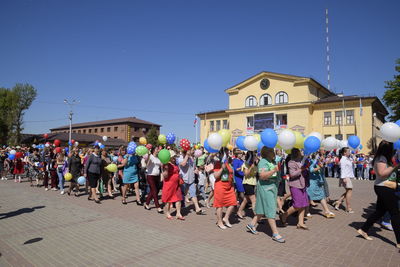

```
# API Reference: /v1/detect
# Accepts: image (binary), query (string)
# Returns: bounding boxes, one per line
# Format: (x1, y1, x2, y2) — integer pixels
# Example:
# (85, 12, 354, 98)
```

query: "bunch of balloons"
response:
(166, 133, 176, 145)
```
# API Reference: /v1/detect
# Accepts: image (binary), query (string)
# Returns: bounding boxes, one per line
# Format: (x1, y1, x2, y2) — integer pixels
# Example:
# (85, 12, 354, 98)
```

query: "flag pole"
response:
(195, 116, 198, 144)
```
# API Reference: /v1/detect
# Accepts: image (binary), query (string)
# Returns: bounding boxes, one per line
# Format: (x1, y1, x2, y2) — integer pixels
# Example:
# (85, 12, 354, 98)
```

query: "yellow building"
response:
(196, 71, 388, 152)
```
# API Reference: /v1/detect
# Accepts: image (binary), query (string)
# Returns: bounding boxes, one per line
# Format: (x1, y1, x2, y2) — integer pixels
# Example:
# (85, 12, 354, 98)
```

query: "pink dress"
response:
(161, 163, 182, 203)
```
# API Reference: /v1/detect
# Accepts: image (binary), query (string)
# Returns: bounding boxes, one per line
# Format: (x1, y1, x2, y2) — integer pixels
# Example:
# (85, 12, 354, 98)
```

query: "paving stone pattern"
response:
(0, 178, 399, 267)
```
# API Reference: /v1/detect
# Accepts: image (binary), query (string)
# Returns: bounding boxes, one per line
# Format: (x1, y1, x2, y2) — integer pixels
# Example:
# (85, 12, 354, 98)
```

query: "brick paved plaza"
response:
(0, 178, 399, 267)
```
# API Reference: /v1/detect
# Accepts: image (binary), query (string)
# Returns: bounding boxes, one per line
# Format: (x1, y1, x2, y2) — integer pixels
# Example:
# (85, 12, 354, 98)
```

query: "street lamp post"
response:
(64, 99, 78, 153)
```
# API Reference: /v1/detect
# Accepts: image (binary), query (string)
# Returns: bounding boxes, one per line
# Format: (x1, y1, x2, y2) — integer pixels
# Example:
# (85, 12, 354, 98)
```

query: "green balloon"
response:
(158, 149, 171, 164)
(135, 145, 148, 156)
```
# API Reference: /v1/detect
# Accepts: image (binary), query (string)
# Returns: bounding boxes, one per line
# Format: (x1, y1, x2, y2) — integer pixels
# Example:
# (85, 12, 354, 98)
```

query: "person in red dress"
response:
(161, 150, 184, 220)
(213, 148, 237, 229)
(13, 152, 25, 183)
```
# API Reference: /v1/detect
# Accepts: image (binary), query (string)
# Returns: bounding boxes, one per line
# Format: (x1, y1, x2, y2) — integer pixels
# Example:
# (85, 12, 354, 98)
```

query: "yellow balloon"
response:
(139, 137, 147, 145)
(105, 163, 118, 173)
(285, 149, 292, 154)
(293, 131, 304, 149)
(253, 133, 261, 142)
(64, 172, 72, 181)
(218, 129, 231, 147)
(227, 144, 233, 151)
(158, 134, 167, 145)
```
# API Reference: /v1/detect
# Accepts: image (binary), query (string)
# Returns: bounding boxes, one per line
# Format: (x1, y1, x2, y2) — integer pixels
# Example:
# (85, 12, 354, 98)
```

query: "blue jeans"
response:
(198, 185, 206, 200)
(57, 170, 64, 190)
(357, 166, 363, 178)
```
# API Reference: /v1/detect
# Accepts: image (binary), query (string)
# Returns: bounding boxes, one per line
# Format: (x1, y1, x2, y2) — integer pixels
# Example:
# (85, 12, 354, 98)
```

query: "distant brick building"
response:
(50, 117, 161, 142)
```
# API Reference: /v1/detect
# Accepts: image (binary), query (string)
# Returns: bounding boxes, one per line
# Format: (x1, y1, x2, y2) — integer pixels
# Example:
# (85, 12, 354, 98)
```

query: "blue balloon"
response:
(348, 135, 360, 149)
(395, 120, 400, 127)
(235, 136, 247, 151)
(8, 154, 15, 160)
(127, 143, 137, 154)
(257, 142, 265, 153)
(166, 133, 176, 145)
(77, 176, 86, 185)
(394, 139, 400, 150)
(304, 136, 321, 154)
(68, 141, 72, 146)
(100, 144, 105, 149)
(359, 144, 363, 150)
(112, 156, 118, 162)
(260, 129, 278, 148)
(204, 139, 218, 153)
(64, 147, 69, 154)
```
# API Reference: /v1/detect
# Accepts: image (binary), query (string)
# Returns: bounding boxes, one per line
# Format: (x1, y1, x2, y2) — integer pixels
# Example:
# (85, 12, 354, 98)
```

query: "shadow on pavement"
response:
(23, 237, 43, 245)
(0, 206, 45, 220)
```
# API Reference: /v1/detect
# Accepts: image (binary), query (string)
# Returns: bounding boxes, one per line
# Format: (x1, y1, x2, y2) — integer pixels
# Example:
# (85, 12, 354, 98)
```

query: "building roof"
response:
(196, 109, 227, 116)
(50, 117, 161, 131)
(225, 71, 336, 96)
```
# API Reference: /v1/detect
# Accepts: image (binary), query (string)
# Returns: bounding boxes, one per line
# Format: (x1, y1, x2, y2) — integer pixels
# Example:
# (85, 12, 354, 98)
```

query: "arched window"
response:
(275, 91, 288, 104)
(260, 94, 272, 106)
(245, 96, 257, 107)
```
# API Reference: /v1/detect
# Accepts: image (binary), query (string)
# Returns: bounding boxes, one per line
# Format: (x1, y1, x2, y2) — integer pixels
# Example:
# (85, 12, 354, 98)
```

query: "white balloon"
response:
(32, 144, 36, 148)
(74, 141, 79, 146)
(244, 135, 259, 151)
(208, 133, 223, 150)
(308, 132, 322, 142)
(380, 122, 400, 142)
(45, 143, 50, 147)
(98, 142, 102, 147)
(278, 130, 296, 150)
(10, 150, 16, 155)
(102, 136, 108, 142)
(339, 140, 348, 149)
(323, 137, 337, 151)
(16, 146, 21, 149)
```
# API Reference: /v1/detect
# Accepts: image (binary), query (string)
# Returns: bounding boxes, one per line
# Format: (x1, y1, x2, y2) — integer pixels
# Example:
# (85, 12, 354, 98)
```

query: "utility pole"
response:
(64, 99, 78, 153)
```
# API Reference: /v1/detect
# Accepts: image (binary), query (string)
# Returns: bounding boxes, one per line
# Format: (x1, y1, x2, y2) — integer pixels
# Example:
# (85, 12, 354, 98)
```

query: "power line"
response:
(24, 118, 67, 123)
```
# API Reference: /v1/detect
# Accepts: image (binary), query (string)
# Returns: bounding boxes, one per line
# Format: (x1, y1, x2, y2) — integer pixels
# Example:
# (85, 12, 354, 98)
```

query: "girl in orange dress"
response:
(161, 150, 184, 220)
(213, 150, 237, 229)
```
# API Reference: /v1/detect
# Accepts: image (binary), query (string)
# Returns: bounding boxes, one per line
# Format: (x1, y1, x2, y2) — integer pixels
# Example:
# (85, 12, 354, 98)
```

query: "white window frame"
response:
(275, 91, 288, 104)
(245, 96, 257, 107)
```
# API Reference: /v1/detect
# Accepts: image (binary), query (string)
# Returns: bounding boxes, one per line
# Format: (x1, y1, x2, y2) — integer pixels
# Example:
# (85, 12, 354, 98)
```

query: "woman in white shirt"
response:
(333, 147, 355, 213)
(144, 147, 163, 213)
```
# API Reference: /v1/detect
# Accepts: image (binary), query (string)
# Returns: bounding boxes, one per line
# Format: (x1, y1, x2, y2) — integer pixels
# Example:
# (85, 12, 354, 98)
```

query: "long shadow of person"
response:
(0, 206, 45, 220)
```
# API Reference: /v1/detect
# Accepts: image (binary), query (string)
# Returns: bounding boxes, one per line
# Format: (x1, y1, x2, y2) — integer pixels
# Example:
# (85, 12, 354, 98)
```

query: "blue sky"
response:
(0, 0, 399, 142)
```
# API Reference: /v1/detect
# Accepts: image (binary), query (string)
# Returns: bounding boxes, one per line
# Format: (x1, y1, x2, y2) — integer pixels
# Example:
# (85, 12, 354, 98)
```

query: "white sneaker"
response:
(52, 188, 58, 191)
(60, 190, 65, 195)
(306, 213, 312, 217)
(45, 188, 49, 191)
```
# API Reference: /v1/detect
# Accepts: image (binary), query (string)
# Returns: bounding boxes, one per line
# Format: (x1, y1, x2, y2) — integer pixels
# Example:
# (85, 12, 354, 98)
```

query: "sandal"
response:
(357, 229, 373, 240)
(272, 233, 285, 243)
(166, 215, 173, 220)
(217, 224, 227, 230)
(246, 224, 258, 235)
(196, 209, 205, 215)
(296, 224, 309, 230)
(177, 216, 185, 221)
(122, 199, 127, 205)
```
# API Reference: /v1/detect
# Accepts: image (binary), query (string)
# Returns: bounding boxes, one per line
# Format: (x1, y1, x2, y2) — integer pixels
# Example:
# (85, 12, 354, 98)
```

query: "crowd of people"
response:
(0, 140, 399, 248)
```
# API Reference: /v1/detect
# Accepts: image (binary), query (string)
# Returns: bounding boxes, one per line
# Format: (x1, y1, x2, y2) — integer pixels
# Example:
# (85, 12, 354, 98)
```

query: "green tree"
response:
(146, 126, 159, 146)
(383, 58, 400, 121)
(0, 88, 17, 144)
